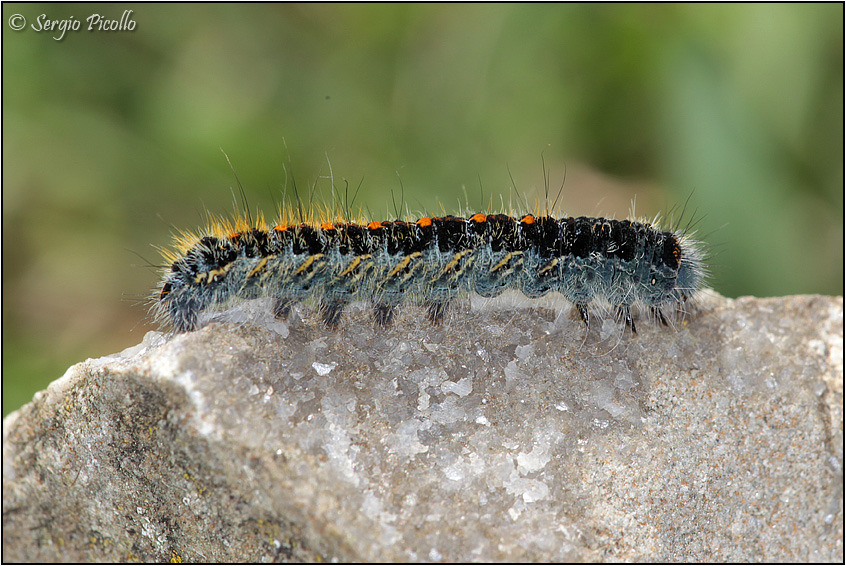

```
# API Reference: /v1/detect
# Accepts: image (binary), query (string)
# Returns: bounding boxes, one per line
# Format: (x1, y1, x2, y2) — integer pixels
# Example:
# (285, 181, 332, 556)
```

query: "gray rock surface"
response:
(3, 292, 843, 562)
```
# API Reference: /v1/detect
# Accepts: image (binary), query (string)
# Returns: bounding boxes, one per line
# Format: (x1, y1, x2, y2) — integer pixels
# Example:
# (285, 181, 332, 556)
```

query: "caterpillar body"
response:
(154, 211, 705, 334)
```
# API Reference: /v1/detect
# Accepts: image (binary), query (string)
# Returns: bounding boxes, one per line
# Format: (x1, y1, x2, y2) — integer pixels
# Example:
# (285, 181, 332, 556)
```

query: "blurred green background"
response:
(3, 3, 842, 416)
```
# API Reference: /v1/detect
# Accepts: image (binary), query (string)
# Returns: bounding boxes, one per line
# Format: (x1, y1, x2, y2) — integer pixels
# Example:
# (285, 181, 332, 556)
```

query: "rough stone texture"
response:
(3, 292, 843, 562)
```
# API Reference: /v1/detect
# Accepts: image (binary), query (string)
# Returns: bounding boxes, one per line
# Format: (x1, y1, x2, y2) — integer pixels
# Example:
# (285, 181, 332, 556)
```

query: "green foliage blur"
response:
(3, 4, 842, 415)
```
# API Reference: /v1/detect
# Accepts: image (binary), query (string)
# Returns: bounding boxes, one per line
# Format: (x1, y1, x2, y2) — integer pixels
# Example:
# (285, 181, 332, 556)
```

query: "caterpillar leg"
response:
(319, 300, 346, 328)
(618, 306, 636, 334)
(426, 300, 449, 325)
(373, 302, 396, 328)
(651, 306, 669, 326)
(575, 304, 590, 327)
(272, 297, 294, 319)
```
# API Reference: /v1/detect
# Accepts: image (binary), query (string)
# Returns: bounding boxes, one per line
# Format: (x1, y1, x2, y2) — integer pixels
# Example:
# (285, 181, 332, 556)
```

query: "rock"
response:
(3, 292, 843, 562)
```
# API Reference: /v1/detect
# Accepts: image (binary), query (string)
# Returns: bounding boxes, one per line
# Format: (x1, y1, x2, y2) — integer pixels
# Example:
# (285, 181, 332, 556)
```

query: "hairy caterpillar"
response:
(153, 209, 705, 334)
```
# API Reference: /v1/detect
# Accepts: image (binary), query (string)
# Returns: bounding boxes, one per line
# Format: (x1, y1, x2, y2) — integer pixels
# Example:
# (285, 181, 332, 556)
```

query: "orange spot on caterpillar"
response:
(520, 214, 535, 225)
(470, 213, 487, 223)
(417, 217, 432, 228)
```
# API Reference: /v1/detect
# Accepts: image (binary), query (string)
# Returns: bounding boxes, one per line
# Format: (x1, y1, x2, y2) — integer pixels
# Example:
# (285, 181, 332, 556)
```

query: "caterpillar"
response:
(153, 209, 705, 334)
